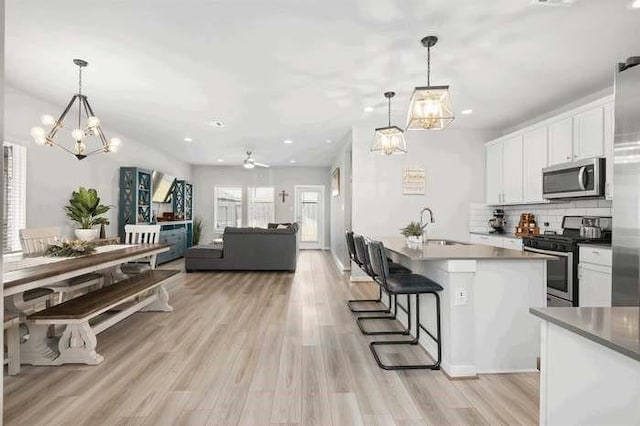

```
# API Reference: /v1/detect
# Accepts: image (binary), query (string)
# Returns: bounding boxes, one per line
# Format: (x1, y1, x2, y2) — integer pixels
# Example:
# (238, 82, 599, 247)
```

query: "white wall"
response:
(329, 133, 352, 270)
(4, 85, 192, 238)
(351, 127, 495, 242)
(191, 165, 331, 245)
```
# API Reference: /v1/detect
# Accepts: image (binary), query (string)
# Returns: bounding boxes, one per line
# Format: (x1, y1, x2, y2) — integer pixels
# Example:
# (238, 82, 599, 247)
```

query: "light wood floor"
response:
(4, 251, 539, 425)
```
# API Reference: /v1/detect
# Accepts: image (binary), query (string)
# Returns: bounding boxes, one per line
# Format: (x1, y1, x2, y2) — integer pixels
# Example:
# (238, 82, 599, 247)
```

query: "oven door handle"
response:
(578, 166, 587, 191)
(524, 247, 569, 257)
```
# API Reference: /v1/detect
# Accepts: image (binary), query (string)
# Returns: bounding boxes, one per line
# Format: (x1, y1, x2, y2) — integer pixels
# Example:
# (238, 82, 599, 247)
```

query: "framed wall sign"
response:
(403, 167, 426, 195)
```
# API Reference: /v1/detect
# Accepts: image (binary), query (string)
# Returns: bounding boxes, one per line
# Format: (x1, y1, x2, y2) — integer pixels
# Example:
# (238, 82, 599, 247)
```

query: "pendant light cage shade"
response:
(406, 85, 454, 130)
(371, 126, 407, 155)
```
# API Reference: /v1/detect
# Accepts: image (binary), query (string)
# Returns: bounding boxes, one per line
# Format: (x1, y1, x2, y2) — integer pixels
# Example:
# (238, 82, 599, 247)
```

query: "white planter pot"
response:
(75, 228, 98, 241)
(406, 235, 423, 244)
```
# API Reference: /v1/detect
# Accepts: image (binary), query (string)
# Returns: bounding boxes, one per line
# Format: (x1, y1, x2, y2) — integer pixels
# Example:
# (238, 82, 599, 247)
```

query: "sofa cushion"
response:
(224, 226, 297, 235)
(186, 246, 223, 259)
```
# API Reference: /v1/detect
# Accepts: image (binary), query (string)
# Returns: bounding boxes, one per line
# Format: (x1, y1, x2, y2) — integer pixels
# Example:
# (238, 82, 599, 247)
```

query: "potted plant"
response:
(192, 217, 203, 245)
(64, 187, 111, 241)
(400, 221, 427, 244)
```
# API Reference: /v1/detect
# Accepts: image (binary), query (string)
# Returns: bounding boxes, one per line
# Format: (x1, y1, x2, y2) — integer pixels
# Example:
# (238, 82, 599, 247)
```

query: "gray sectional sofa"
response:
(185, 224, 298, 272)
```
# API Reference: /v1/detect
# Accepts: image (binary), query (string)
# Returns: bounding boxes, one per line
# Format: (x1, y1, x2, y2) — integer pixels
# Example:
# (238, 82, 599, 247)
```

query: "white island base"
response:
(385, 254, 547, 378)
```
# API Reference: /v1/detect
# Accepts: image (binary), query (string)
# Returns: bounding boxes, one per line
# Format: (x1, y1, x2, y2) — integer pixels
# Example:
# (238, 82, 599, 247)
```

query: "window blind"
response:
(3, 142, 27, 253)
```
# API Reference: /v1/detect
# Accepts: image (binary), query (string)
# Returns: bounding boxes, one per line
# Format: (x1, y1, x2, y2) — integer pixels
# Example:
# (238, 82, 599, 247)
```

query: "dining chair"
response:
(19, 227, 60, 255)
(17, 227, 103, 303)
(121, 224, 161, 274)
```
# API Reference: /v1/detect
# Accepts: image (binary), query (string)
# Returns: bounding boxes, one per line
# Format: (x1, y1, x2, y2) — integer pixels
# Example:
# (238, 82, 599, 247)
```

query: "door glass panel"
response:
(300, 191, 319, 243)
(547, 257, 569, 293)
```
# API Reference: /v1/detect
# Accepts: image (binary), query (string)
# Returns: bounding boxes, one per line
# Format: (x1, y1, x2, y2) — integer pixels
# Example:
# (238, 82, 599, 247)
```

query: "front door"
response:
(294, 186, 324, 250)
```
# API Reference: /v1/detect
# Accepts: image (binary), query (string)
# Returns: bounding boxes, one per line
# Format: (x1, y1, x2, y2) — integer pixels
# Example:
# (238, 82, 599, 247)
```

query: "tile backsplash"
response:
(469, 199, 612, 234)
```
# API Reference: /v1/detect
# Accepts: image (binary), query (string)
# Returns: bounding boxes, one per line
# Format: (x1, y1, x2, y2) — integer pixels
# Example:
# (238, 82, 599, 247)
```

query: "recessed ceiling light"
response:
(461, 109, 473, 115)
(283, 139, 294, 144)
(183, 137, 193, 142)
(289, 160, 296, 164)
(211, 120, 225, 128)
(326, 139, 333, 144)
(363, 106, 375, 113)
(217, 158, 224, 162)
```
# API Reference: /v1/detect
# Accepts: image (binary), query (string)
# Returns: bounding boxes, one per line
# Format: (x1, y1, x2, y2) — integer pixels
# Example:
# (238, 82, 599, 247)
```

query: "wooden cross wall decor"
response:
(279, 190, 289, 203)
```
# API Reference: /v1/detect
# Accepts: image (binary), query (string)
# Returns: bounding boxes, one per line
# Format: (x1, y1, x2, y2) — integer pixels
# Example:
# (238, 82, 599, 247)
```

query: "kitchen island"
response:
(378, 237, 553, 378)
(530, 307, 640, 425)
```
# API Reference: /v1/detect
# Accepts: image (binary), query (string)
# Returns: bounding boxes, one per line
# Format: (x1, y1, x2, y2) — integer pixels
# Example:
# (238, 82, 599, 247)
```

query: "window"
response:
(214, 186, 242, 230)
(247, 187, 274, 228)
(3, 142, 27, 253)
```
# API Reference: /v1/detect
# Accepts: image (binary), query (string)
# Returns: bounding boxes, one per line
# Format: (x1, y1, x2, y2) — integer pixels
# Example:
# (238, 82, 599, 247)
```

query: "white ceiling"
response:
(6, 0, 640, 166)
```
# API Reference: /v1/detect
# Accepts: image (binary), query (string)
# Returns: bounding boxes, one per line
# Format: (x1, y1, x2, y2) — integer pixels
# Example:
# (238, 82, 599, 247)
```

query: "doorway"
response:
(294, 185, 325, 250)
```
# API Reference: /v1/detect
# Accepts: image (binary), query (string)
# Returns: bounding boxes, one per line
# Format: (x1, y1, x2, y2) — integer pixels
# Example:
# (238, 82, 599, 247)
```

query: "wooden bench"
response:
(24, 269, 179, 366)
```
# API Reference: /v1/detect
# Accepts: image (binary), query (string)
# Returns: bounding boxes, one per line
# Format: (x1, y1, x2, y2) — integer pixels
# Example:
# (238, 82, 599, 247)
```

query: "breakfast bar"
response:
(378, 237, 553, 378)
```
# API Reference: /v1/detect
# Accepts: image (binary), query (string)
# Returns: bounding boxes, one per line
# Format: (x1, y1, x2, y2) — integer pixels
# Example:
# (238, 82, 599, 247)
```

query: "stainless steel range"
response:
(523, 216, 612, 307)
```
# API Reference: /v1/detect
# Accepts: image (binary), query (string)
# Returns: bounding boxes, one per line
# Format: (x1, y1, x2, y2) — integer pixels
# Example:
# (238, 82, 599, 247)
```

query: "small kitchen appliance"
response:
(488, 209, 506, 233)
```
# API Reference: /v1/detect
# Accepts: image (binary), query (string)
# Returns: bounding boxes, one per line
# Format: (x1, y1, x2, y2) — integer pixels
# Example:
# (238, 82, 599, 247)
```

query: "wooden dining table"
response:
(3, 243, 171, 297)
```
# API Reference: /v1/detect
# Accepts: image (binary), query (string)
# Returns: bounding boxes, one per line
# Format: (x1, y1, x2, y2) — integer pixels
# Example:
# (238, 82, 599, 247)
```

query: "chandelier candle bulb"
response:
(41, 114, 56, 126)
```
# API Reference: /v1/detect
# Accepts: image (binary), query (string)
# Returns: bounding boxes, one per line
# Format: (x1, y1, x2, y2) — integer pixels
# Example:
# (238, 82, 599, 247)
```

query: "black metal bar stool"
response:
(354, 236, 414, 336)
(345, 230, 409, 314)
(366, 240, 442, 370)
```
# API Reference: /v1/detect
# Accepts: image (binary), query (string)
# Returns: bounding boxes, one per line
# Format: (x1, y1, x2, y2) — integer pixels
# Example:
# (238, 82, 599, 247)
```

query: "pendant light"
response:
(371, 91, 407, 156)
(406, 36, 454, 130)
(30, 59, 121, 160)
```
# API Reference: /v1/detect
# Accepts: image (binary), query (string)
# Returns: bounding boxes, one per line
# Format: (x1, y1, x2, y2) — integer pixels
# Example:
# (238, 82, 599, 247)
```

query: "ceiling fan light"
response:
(243, 161, 255, 169)
(371, 126, 407, 155)
(406, 86, 454, 130)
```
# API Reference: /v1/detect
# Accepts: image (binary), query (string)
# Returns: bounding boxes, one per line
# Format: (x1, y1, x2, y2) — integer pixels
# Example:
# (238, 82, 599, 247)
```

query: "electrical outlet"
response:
(454, 288, 468, 306)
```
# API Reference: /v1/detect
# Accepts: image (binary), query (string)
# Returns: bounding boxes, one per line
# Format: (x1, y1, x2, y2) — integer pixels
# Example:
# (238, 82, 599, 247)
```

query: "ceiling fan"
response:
(243, 151, 270, 169)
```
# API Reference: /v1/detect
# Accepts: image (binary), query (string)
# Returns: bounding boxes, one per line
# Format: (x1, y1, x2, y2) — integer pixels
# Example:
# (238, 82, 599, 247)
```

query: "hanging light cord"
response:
(387, 96, 391, 127)
(77, 65, 83, 129)
(427, 45, 431, 86)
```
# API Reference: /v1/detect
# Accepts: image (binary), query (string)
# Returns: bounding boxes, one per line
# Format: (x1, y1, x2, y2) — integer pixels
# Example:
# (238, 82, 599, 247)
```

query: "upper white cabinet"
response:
(548, 117, 573, 166)
(486, 142, 503, 205)
(485, 96, 614, 206)
(604, 102, 615, 200)
(485, 136, 523, 205)
(573, 106, 604, 161)
(502, 136, 523, 203)
(523, 127, 548, 203)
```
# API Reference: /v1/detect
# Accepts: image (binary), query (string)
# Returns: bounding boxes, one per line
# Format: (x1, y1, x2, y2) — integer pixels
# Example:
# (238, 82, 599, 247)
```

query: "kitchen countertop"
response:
(530, 307, 640, 362)
(470, 231, 522, 240)
(378, 237, 554, 260)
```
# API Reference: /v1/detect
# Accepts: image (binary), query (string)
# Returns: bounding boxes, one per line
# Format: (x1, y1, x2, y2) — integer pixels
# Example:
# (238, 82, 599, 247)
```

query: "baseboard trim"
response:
(331, 251, 345, 271)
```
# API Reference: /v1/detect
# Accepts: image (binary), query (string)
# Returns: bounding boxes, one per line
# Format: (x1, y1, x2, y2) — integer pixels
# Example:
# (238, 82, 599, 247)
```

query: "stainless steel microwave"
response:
(542, 157, 605, 199)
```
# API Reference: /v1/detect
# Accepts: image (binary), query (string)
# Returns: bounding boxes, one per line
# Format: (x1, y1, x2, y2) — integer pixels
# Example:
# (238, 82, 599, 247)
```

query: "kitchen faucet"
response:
(420, 207, 435, 229)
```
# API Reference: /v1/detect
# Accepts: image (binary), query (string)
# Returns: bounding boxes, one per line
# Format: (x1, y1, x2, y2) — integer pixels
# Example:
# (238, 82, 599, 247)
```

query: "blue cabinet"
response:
(157, 223, 188, 265)
(118, 167, 153, 241)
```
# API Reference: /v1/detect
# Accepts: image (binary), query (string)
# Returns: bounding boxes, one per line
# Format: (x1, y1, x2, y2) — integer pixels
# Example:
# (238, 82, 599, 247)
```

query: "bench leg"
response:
(142, 285, 173, 312)
(6, 323, 21, 375)
(20, 323, 59, 365)
(54, 323, 104, 365)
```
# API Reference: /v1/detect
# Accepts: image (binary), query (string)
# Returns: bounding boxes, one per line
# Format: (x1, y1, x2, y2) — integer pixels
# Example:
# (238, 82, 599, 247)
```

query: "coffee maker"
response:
(488, 209, 506, 234)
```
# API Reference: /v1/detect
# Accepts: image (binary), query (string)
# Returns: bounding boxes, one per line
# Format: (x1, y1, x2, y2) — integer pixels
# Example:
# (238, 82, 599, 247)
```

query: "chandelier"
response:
(371, 91, 407, 155)
(30, 59, 121, 160)
(406, 36, 454, 130)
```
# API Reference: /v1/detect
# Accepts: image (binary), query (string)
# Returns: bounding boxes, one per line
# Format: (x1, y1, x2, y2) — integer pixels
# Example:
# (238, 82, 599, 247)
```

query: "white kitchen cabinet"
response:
(604, 102, 615, 200)
(579, 245, 612, 307)
(469, 233, 504, 248)
(502, 136, 524, 203)
(523, 127, 548, 203)
(579, 263, 612, 307)
(548, 117, 573, 166)
(503, 238, 523, 251)
(573, 106, 604, 161)
(486, 142, 503, 205)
